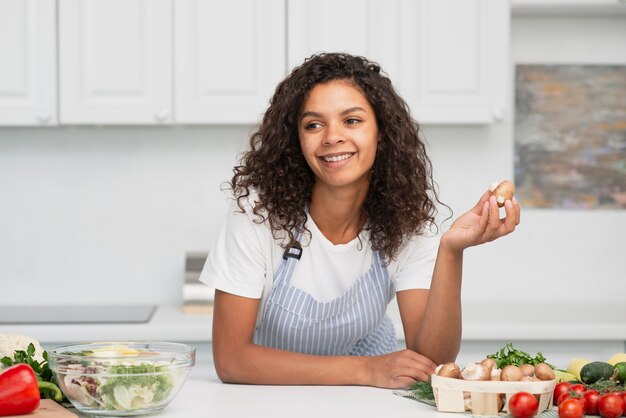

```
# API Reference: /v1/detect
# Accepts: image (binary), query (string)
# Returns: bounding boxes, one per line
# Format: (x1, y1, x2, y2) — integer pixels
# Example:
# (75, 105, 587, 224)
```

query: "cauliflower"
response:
(0, 333, 45, 363)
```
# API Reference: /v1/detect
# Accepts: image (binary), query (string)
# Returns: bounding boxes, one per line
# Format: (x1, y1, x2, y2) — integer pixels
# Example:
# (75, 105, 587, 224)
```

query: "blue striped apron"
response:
(253, 244, 397, 356)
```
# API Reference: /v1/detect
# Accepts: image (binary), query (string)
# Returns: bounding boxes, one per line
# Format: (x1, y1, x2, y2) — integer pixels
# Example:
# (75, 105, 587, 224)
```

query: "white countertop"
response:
(3, 303, 625, 343)
(139, 377, 437, 418)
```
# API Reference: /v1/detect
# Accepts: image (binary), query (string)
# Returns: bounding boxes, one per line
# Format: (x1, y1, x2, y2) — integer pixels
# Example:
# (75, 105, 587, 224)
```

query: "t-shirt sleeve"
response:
(392, 231, 440, 292)
(199, 200, 267, 299)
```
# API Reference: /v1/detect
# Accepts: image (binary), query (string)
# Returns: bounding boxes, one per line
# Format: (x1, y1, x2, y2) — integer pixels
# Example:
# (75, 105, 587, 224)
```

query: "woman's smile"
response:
(319, 152, 356, 164)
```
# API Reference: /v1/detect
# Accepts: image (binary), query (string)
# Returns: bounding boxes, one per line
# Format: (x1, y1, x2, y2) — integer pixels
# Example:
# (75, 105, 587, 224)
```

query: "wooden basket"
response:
(431, 374, 556, 416)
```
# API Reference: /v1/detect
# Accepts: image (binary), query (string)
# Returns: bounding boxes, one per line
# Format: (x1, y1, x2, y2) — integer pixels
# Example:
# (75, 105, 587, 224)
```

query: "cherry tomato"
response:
(554, 382, 573, 406)
(597, 393, 625, 418)
(559, 398, 584, 418)
(582, 390, 601, 415)
(570, 384, 587, 397)
(558, 392, 579, 406)
(509, 391, 539, 418)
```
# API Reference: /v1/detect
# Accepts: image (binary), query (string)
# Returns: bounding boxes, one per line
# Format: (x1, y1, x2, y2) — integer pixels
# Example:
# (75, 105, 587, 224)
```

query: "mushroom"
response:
(519, 364, 535, 377)
(534, 363, 556, 381)
(489, 180, 515, 207)
(436, 362, 461, 379)
(461, 363, 491, 381)
(481, 358, 497, 372)
(500, 365, 524, 381)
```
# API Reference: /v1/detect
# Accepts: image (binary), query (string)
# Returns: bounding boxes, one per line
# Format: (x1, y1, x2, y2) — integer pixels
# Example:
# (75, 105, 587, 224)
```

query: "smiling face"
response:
(299, 80, 379, 193)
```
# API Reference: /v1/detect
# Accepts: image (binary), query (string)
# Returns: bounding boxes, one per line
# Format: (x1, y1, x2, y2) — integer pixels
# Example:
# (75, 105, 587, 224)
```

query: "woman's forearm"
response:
(411, 242, 463, 365)
(214, 343, 370, 385)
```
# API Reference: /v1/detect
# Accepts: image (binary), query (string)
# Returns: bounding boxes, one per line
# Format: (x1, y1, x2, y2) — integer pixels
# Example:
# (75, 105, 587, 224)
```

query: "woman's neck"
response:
(308, 183, 368, 245)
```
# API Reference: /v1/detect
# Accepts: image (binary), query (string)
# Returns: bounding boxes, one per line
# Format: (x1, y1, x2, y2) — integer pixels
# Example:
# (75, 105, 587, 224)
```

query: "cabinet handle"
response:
(154, 108, 170, 122)
(37, 112, 52, 124)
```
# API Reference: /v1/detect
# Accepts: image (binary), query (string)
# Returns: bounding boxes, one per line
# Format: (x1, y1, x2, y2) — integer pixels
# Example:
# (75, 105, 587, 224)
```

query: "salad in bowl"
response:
(47, 342, 195, 416)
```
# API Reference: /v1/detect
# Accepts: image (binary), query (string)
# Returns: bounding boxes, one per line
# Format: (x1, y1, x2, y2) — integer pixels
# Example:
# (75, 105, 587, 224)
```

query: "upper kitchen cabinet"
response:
(0, 0, 57, 126)
(58, 0, 172, 124)
(288, 0, 510, 124)
(287, 0, 400, 76)
(174, 0, 286, 124)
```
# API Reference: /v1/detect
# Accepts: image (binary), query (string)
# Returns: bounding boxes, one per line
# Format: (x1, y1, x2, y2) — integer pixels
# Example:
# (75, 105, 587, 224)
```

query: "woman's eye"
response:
(345, 118, 361, 125)
(304, 122, 321, 130)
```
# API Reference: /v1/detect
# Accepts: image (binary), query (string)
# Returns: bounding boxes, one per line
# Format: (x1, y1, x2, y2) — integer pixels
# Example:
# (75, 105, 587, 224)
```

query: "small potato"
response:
(534, 363, 556, 381)
(500, 365, 523, 381)
(519, 363, 535, 377)
(490, 180, 515, 207)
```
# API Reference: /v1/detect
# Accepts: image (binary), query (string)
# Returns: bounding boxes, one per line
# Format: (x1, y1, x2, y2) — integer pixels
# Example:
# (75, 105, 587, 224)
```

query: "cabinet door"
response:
(175, 0, 286, 124)
(287, 0, 400, 79)
(288, 0, 509, 125)
(397, 0, 509, 124)
(0, 0, 56, 126)
(59, 0, 172, 124)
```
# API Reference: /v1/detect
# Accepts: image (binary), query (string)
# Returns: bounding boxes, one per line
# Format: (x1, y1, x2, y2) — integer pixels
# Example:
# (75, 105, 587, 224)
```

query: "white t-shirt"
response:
(200, 193, 440, 326)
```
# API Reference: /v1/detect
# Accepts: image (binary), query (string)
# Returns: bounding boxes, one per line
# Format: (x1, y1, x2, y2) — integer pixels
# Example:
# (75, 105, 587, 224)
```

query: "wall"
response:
(1, 16, 625, 314)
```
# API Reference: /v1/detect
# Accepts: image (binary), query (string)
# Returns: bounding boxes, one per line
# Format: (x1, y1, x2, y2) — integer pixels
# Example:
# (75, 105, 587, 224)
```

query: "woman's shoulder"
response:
(389, 227, 440, 267)
(224, 188, 290, 246)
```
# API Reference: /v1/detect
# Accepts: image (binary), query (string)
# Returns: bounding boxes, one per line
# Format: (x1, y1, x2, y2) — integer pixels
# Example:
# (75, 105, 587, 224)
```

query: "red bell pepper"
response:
(0, 363, 40, 416)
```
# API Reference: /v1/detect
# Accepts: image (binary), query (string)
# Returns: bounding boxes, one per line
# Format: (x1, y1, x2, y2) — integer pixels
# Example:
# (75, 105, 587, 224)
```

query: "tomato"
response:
(554, 382, 573, 406)
(570, 384, 587, 397)
(582, 390, 601, 415)
(559, 398, 584, 418)
(558, 392, 580, 406)
(621, 393, 626, 417)
(509, 391, 539, 418)
(597, 393, 625, 418)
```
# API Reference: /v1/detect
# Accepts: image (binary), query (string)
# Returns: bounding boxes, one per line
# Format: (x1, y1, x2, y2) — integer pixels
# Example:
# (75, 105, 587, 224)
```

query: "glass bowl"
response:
(47, 341, 195, 416)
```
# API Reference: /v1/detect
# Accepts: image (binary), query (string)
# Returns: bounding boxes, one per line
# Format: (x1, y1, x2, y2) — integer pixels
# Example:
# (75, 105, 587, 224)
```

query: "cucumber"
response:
(580, 361, 614, 384)
(614, 362, 626, 384)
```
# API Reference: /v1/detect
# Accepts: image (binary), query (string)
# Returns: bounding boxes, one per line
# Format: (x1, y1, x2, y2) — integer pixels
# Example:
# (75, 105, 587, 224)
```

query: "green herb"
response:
(587, 378, 626, 394)
(486, 342, 554, 369)
(408, 379, 435, 401)
(1, 343, 63, 402)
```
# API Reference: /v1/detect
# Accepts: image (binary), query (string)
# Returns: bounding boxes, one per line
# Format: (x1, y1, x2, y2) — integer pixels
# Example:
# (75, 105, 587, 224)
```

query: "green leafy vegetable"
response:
(1, 343, 63, 401)
(486, 342, 553, 369)
(408, 379, 435, 401)
(98, 364, 174, 410)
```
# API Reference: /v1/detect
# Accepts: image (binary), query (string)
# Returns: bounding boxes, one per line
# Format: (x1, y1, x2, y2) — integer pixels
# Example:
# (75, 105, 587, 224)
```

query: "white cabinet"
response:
(58, 0, 172, 124)
(287, 0, 509, 124)
(175, 0, 286, 124)
(287, 1, 400, 77)
(398, 0, 509, 124)
(0, 0, 56, 126)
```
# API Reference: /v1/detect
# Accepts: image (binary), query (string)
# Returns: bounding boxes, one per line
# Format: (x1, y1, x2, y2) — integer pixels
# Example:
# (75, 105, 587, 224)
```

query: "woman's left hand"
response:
(441, 190, 521, 253)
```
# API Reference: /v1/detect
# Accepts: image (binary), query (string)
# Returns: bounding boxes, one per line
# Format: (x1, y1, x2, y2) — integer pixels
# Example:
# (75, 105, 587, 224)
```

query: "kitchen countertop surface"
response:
(4, 303, 626, 343)
(70, 377, 438, 418)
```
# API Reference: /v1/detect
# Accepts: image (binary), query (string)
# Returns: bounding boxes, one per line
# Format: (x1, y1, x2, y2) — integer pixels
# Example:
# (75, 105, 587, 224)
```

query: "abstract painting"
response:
(514, 65, 626, 209)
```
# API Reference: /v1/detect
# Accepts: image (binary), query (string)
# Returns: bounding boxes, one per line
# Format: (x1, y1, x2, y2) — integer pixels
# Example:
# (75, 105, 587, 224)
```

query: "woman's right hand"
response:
(364, 349, 437, 389)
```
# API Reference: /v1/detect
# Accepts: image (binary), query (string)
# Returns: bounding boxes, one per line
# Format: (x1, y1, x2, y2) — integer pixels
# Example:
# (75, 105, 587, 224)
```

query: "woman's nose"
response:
(323, 122, 345, 145)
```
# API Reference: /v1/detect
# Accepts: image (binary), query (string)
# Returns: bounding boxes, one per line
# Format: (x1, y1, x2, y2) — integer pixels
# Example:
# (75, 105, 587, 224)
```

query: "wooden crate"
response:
(431, 374, 556, 416)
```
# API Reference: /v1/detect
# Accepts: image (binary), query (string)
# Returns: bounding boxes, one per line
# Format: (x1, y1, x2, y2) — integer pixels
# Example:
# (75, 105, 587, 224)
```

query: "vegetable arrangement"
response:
(403, 344, 626, 418)
(0, 335, 63, 403)
(551, 352, 626, 418)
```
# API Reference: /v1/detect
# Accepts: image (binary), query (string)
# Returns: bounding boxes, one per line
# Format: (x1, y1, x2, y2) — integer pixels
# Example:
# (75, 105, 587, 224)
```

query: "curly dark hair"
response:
(229, 52, 443, 263)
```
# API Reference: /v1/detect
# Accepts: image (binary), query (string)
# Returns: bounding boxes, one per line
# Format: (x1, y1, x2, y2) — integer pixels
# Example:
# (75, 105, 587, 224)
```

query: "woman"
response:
(201, 53, 520, 389)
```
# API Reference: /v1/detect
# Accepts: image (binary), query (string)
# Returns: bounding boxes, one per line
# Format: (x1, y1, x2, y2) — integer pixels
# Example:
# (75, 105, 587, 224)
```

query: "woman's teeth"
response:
(322, 153, 353, 162)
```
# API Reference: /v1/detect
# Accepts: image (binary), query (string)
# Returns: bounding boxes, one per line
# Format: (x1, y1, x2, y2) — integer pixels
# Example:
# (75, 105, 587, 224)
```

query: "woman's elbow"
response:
(213, 352, 239, 383)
